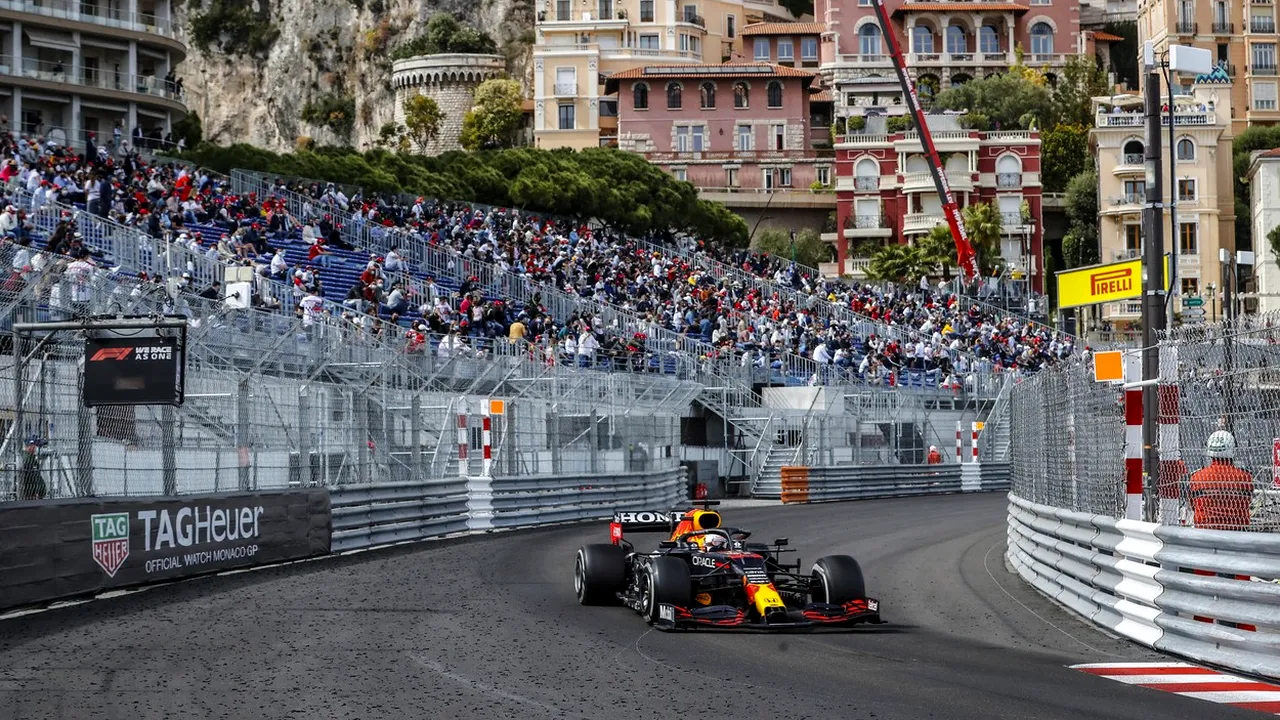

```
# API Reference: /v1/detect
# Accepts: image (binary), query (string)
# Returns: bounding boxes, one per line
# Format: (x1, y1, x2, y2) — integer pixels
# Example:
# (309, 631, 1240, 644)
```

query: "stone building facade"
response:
(390, 53, 506, 154)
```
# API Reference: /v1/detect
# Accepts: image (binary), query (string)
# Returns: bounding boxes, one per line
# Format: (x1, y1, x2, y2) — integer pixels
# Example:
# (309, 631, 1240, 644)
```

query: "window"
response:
(767, 81, 783, 108)
(859, 24, 881, 56)
(1030, 0, 1049, 5)
(754, 38, 771, 61)
(1177, 0, 1194, 26)
(676, 126, 690, 151)
(555, 67, 576, 96)
(1181, 278, 1200, 297)
(763, 169, 774, 189)
(640, 0, 654, 21)
(1179, 222, 1198, 254)
(945, 25, 967, 55)
(692, 125, 705, 151)
(634, 83, 649, 110)
(1123, 179, 1146, 203)
(801, 37, 818, 60)
(1030, 23, 1054, 57)
(979, 25, 1000, 54)
(727, 15, 735, 38)
(682, 4, 698, 21)
(734, 82, 749, 108)
(673, 168, 687, 181)
(667, 82, 682, 109)
(700, 82, 716, 109)
(778, 39, 794, 61)
(1256, 81, 1278, 110)
(726, 167, 739, 187)
(1125, 224, 1142, 254)
(639, 34, 660, 49)
(1254, 43, 1277, 71)
(598, 0, 614, 20)
(736, 124, 752, 150)
(912, 26, 934, 53)
(599, 99, 618, 117)
(1176, 137, 1196, 161)
(558, 103, 575, 130)
(1178, 178, 1197, 201)
(556, 0, 571, 20)
(816, 166, 831, 186)
(778, 168, 792, 187)
(772, 123, 785, 150)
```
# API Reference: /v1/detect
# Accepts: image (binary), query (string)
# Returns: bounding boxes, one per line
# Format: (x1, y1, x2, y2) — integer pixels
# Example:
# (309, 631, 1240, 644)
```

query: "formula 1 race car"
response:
(573, 502, 883, 630)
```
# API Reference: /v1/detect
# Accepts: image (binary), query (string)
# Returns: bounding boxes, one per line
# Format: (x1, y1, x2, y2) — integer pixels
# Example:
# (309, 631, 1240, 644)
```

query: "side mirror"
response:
(774, 537, 789, 547)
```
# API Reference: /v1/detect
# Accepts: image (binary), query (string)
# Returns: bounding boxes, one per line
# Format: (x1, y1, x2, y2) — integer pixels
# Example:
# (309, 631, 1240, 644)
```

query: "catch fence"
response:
(1009, 313, 1280, 531)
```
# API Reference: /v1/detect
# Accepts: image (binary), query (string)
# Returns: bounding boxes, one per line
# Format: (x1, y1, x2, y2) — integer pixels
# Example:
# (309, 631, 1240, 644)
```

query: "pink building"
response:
(817, 0, 1096, 113)
(607, 63, 833, 194)
(833, 126, 1046, 292)
(741, 22, 824, 69)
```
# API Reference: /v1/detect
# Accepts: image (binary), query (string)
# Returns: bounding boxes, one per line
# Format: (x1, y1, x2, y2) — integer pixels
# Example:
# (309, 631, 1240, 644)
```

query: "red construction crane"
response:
(868, 0, 979, 282)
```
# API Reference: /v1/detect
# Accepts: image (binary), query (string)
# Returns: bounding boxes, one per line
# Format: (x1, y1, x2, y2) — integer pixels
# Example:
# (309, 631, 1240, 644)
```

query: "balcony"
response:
(680, 12, 705, 26)
(0, 0, 176, 38)
(997, 172, 1021, 188)
(4, 55, 185, 105)
(834, 132, 891, 147)
(1175, 20, 1198, 33)
(1000, 211, 1030, 229)
(1095, 110, 1216, 127)
(1255, 99, 1279, 110)
(901, 170, 971, 192)
(553, 82, 578, 96)
(845, 214, 891, 238)
(1103, 193, 1145, 214)
(903, 212, 944, 233)
(1255, 64, 1280, 75)
(833, 54, 894, 67)
(855, 176, 879, 191)
(1213, 21, 1234, 32)
(1252, 18, 1276, 32)
(1024, 53, 1072, 65)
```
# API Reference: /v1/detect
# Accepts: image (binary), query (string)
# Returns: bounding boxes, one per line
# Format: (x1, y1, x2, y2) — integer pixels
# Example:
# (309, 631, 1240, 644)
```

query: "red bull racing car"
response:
(573, 502, 883, 630)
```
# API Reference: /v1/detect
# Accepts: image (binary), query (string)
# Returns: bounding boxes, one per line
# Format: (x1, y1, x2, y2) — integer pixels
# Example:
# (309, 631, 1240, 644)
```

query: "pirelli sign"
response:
(1056, 255, 1171, 310)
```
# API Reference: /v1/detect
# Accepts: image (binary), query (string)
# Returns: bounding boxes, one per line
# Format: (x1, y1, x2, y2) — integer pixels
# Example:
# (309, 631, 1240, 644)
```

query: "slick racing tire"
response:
(576, 544, 626, 605)
(811, 555, 867, 605)
(642, 556, 692, 624)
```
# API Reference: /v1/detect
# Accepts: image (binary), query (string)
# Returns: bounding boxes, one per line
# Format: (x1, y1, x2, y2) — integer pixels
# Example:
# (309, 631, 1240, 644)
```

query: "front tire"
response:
(811, 554, 866, 604)
(642, 556, 692, 623)
(576, 544, 626, 605)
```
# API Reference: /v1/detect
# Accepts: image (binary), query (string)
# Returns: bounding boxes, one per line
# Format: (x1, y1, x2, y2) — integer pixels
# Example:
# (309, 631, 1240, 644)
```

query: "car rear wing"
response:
(610, 510, 678, 544)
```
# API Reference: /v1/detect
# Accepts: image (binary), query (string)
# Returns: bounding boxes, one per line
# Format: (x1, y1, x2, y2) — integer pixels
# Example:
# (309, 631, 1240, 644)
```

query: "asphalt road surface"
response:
(0, 494, 1267, 719)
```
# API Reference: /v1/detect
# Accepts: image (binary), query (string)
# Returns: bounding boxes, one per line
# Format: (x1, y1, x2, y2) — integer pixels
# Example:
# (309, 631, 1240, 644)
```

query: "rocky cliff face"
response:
(175, 0, 531, 152)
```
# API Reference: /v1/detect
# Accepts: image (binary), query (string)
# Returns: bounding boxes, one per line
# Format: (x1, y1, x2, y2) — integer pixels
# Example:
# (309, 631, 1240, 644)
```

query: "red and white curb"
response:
(1073, 662, 1280, 715)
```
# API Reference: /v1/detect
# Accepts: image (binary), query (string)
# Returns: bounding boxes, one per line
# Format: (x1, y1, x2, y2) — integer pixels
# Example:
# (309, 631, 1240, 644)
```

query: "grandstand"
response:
(0, 135, 1070, 494)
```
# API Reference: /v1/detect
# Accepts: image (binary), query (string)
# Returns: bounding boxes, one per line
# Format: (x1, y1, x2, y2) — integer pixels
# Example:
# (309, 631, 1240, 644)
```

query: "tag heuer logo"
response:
(91, 513, 130, 577)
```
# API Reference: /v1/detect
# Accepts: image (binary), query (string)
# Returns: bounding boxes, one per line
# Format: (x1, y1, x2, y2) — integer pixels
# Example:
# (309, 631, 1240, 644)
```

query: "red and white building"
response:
(833, 122, 1045, 291)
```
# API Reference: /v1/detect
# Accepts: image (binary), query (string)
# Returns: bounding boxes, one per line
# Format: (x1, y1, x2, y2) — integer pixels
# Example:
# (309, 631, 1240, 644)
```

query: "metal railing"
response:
(0, 0, 174, 37)
(1, 55, 184, 103)
(996, 172, 1021, 188)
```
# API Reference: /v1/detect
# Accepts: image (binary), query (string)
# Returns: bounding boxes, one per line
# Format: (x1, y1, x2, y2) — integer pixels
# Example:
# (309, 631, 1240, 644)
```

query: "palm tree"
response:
(866, 244, 933, 284)
(917, 224, 958, 281)
(961, 202, 1004, 276)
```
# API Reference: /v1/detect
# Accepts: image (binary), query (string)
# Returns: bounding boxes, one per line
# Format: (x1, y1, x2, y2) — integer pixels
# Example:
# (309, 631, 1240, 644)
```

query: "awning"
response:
(24, 28, 77, 52)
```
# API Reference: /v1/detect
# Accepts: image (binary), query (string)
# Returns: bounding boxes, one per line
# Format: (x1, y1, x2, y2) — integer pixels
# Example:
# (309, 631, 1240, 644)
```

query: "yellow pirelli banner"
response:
(1056, 255, 1172, 310)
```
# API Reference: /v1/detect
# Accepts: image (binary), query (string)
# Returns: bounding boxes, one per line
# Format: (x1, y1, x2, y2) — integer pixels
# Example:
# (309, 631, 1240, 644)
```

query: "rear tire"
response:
(575, 544, 626, 605)
(643, 556, 692, 623)
(811, 555, 866, 604)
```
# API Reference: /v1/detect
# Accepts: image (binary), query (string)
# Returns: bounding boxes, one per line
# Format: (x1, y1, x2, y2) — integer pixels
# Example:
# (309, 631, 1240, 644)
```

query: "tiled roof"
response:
(810, 90, 833, 102)
(1092, 31, 1125, 42)
(894, 2, 1027, 13)
(607, 62, 818, 80)
(740, 22, 825, 36)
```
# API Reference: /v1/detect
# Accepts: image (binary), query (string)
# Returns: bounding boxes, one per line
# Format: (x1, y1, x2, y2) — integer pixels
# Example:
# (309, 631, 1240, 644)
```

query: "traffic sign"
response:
(1182, 296, 1205, 307)
(1182, 307, 1206, 317)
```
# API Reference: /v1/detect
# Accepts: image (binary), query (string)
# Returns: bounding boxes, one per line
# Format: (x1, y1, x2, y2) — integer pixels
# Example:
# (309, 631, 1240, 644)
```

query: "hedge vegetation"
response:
(180, 143, 750, 246)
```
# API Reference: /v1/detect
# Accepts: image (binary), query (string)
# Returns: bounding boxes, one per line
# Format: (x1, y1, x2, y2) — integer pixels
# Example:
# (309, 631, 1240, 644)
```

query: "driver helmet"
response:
(704, 534, 728, 551)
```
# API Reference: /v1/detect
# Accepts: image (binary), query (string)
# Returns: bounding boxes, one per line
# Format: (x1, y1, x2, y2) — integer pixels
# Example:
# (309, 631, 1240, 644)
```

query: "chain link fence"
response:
(1008, 360, 1127, 518)
(1160, 313, 1280, 531)
(0, 255, 695, 501)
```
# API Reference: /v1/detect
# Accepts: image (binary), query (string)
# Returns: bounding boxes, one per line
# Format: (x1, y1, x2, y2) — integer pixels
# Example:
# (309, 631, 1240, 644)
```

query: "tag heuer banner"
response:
(0, 489, 331, 611)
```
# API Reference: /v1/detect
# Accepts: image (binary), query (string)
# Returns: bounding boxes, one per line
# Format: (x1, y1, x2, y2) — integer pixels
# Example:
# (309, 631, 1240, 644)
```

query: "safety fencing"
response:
(775, 462, 1010, 504)
(1006, 492, 1280, 681)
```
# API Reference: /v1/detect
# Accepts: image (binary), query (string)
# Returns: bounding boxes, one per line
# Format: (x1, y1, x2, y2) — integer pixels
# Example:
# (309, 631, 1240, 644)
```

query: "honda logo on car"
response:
(614, 511, 673, 524)
(89, 504, 265, 576)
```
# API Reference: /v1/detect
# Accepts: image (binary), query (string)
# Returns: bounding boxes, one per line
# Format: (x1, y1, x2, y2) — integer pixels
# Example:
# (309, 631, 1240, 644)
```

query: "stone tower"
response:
(391, 53, 506, 155)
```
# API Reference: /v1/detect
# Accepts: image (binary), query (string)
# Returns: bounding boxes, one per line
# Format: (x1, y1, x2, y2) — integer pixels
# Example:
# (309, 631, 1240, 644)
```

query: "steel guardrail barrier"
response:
(1006, 492, 1280, 681)
(329, 479, 472, 552)
(772, 462, 1011, 503)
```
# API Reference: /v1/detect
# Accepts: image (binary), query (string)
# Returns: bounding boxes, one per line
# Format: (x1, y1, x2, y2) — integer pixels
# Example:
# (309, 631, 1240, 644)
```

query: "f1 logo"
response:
(89, 347, 133, 361)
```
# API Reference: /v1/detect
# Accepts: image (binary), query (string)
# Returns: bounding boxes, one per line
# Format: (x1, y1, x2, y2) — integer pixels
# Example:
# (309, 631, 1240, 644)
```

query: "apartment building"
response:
(0, 0, 186, 146)
(1245, 149, 1279, 314)
(1091, 75, 1235, 324)
(608, 62, 835, 227)
(1138, 0, 1276, 133)
(742, 21, 823, 67)
(816, 0, 1090, 124)
(533, 0, 807, 149)
(832, 117, 1045, 290)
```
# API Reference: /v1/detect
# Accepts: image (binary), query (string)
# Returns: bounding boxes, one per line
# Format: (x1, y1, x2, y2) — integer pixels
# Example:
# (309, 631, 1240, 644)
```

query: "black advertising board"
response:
(83, 335, 185, 406)
(0, 489, 331, 611)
